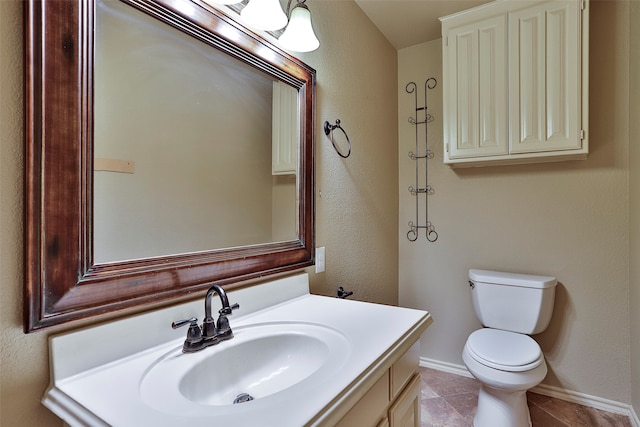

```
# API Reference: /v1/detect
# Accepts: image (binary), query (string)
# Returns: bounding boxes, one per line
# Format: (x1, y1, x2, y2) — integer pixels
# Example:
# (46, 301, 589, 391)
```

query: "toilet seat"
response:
(466, 329, 543, 372)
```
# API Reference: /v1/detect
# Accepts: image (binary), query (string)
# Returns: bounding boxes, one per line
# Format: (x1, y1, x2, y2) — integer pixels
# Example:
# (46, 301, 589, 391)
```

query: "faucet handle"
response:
(171, 317, 198, 329)
(172, 317, 202, 341)
(172, 317, 205, 353)
(219, 302, 239, 315)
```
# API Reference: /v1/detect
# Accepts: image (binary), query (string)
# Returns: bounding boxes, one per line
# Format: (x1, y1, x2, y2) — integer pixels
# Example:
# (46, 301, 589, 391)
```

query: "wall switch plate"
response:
(315, 247, 325, 273)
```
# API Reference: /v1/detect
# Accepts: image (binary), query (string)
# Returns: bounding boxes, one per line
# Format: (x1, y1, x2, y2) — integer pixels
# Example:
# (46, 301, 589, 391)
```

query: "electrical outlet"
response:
(315, 247, 325, 273)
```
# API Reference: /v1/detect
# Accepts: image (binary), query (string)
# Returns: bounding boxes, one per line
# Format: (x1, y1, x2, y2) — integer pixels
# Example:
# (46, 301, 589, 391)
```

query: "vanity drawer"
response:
(335, 370, 390, 427)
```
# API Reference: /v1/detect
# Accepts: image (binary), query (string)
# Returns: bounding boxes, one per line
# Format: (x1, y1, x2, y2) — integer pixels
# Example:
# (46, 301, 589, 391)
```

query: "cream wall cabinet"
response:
(272, 81, 298, 174)
(441, 0, 589, 167)
(336, 342, 421, 427)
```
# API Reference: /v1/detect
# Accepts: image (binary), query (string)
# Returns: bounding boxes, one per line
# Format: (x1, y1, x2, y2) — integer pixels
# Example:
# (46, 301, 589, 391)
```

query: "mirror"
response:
(24, 0, 315, 332)
(93, 0, 297, 262)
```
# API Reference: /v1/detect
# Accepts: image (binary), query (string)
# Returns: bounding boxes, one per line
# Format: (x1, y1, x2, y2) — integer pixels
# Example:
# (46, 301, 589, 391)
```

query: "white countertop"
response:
(43, 273, 432, 427)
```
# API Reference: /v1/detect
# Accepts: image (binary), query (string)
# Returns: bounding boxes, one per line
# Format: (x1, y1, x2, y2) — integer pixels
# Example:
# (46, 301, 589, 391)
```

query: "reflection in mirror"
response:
(94, 0, 297, 263)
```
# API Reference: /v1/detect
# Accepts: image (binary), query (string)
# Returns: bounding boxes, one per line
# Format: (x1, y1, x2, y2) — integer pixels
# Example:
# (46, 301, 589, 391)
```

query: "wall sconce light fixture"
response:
(204, 0, 320, 52)
(278, 1, 319, 52)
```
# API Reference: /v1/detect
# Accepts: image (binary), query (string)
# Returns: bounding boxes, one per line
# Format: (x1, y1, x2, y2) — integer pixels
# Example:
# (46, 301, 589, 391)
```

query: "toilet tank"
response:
(468, 269, 557, 334)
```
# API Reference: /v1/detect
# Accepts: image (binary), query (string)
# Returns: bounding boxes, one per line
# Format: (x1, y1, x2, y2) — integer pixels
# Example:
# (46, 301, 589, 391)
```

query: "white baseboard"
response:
(419, 357, 639, 427)
(420, 357, 474, 379)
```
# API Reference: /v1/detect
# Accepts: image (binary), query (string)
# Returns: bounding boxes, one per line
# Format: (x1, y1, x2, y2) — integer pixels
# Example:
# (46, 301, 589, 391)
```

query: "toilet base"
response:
(474, 384, 531, 427)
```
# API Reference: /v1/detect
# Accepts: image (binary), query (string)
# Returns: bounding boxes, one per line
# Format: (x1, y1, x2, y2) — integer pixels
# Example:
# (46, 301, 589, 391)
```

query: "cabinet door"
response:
(509, 1, 582, 153)
(388, 374, 421, 427)
(391, 342, 419, 400)
(336, 370, 390, 427)
(444, 14, 508, 160)
(272, 81, 298, 174)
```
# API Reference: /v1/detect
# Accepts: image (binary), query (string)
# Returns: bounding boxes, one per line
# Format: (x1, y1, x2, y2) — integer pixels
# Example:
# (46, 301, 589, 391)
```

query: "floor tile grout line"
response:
(529, 400, 571, 427)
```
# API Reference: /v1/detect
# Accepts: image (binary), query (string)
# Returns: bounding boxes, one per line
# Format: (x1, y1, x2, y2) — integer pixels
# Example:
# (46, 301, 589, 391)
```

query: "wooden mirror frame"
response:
(24, 0, 315, 332)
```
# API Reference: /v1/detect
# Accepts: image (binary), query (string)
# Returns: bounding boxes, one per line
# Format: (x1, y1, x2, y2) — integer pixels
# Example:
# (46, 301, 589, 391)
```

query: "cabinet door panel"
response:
(445, 15, 508, 160)
(546, 5, 578, 145)
(510, 1, 581, 153)
(389, 374, 421, 427)
(478, 20, 508, 152)
(391, 342, 419, 399)
(336, 370, 389, 427)
(272, 81, 298, 174)
(512, 11, 545, 147)
(453, 30, 478, 153)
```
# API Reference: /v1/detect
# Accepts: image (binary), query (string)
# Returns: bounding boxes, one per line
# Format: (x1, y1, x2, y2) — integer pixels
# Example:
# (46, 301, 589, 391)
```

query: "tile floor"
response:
(419, 367, 633, 427)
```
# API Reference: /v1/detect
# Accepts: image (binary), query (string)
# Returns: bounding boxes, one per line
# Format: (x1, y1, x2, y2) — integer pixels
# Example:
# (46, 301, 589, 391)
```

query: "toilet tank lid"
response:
(469, 269, 557, 288)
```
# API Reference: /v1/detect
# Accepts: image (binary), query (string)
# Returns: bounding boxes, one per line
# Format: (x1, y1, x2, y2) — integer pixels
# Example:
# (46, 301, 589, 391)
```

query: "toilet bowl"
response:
(463, 329, 547, 427)
(463, 269, 557, 427)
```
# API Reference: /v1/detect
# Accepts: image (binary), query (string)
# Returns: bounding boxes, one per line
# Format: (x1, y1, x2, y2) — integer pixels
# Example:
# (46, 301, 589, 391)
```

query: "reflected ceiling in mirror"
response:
(94, 0, 297, 263)
(24, 0, 315, 332)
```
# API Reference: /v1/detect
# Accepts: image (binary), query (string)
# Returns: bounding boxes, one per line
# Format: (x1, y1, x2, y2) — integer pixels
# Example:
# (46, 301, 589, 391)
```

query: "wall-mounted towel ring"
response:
(324, 119, 351, 158)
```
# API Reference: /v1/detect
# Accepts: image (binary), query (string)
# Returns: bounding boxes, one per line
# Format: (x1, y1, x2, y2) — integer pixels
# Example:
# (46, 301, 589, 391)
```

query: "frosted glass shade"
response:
(240, 0, 288, 31)
(278, 5, 319, 52)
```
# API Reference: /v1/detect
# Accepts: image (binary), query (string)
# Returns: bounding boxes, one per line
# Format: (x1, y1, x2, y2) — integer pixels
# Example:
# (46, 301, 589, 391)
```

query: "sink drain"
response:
(233, 393, 255, 404)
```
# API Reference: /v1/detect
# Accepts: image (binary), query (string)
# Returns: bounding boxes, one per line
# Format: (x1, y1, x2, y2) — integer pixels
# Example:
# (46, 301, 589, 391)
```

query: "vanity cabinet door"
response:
(388, 374, 421, 427)
(335, 370, 390, 427)
(391, 342, 419, 399)
(443, 13, 508, 161)
(335, 343, 421, 427)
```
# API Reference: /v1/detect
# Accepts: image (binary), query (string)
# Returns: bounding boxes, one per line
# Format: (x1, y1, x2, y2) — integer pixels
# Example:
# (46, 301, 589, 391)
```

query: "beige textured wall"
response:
(0, 0, 397, 425)
(630, 0, 640, 414)
(399, 0, 633, 404)
(300, 1, 399, 304)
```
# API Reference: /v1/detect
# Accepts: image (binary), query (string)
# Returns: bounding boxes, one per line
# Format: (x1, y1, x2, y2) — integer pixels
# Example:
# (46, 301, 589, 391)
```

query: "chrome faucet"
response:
(172, 284, 239, 353)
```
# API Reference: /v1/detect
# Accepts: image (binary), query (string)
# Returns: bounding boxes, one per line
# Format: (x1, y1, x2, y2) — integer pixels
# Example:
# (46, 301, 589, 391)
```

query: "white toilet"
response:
(463, 269, 557, 427)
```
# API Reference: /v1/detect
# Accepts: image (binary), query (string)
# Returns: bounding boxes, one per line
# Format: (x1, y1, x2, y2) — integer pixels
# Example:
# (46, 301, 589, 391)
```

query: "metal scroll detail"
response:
(406, 78, 438, 242)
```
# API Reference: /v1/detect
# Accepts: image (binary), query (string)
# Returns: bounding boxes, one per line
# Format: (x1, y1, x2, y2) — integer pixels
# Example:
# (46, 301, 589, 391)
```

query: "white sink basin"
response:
(43, 275, 431, 426)
(139, 322, 350, 416)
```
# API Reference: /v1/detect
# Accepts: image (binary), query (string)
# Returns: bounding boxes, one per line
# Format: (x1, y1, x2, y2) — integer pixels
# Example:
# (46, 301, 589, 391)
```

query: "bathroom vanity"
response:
(43, 274, 432, 426)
